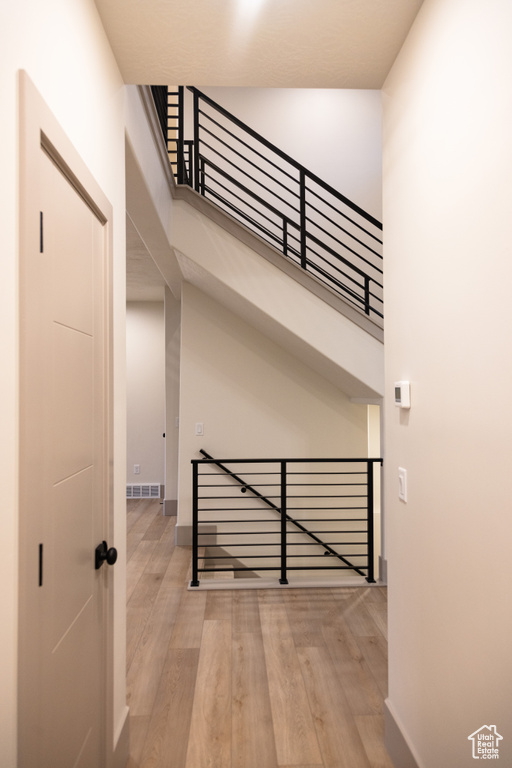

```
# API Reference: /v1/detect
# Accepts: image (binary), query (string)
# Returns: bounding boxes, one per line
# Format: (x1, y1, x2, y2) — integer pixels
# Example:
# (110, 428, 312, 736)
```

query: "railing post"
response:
(299, 170, 307, 270)
(199, 157, 205, 196)
(177, 86, 184, 185)
(364, 276, 371, 316)
(366, 461, 376, 584)
(190, 461, 200, 587)
(183, 140, 193, 186)
(279, 461, 288, 585)
(283, 218, 288, 257)
(193, 90, 200, 193)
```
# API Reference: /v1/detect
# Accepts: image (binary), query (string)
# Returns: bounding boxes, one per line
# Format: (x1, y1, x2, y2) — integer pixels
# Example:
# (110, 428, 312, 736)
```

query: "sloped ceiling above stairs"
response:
(94, 0, 424, 88)
(126, 214, 166, 301)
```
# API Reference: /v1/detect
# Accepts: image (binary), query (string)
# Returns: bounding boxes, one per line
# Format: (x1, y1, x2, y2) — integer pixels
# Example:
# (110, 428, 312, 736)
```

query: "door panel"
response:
(18, 76, 112, 768)
(42, 149, 104, 768)
(51, 322, 94, 482)
(39, 148, 105, 768)
(42, 599, 98, 767)
(47, 150, 95, 336)
(50, 468, 94, 649)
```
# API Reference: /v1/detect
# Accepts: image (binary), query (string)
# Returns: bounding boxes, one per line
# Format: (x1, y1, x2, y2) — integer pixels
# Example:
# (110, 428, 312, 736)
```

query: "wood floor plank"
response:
(232, 590, 261, 636)
(127, 527, 150, 563)
(257, 588, 284, 604)
(297, 645, 371, 768)
(232, 628, 279, 768)
(185, 620, 232, 768)
(329, 586, 360, 600)
(127, 501, 162, 559)
(142, 508, 170, 541)
(331, 589, 384, 638)
(322, 617, 384, 717)
(127, 499, 153, 533)
(169, 588, 207, 649)
(138, 649, 200, 768)
(282, 589, 326, 647)
(127, 508, 145, 538)
(127, 576, 183, 716)
(127, 540, 159, 602)
(259, 596, 323, 766)
(355, 635, 388, 698)
(365, 602, 388, 641)
(127, 573, 165, 670)
(162, 545, 192, 588)
(204, 589, 233, 621)
(144, 519, 176, 576)
(354, 715, 395, 768)
(360, 586, 388, 604)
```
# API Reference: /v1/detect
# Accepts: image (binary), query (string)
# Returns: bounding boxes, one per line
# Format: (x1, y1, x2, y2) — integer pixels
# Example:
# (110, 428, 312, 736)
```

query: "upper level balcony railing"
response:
(152, 86, 383, 325)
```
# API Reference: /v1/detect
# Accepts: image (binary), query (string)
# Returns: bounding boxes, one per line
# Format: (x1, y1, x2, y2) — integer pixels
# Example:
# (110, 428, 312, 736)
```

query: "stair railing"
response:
(190, 453, 382, 587)
(151, 86, 383, 324)
(199, 449, 365, 574)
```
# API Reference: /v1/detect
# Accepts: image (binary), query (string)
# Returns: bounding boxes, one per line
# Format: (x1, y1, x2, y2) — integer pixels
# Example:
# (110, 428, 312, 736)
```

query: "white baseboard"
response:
(163, 498, 177, 516)
(379, 555, 388, 583)
(175, 524, 192, 545)
(112, 705, 130, 768)
(385, 699, 422, 768)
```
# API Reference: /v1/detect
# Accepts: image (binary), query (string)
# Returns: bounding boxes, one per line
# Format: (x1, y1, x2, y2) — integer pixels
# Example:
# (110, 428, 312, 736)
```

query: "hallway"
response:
(126, 499, 393, 768)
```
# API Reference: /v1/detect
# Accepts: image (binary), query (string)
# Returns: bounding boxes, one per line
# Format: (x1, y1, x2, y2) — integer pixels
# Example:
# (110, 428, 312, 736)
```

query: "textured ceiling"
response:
(95, 0, 424, 88)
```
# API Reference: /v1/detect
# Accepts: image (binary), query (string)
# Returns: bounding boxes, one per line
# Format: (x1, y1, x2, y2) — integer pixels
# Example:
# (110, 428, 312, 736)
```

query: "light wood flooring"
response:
(126, 499, 393, 768)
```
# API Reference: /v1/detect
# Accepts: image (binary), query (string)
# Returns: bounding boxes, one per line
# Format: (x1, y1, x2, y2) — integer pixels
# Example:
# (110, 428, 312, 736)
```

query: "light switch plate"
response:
(398, 467, 407, 502)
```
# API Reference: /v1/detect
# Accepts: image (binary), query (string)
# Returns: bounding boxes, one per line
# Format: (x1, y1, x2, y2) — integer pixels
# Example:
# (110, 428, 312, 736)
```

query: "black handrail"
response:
(151, 86, 383, 323)
(191, 454, 382, 587)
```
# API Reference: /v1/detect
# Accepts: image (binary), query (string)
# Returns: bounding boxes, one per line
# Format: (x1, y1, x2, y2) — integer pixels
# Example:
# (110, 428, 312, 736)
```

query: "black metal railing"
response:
(151, 86, 383, 323)
(150, 86, 168, 145)
(190, 453, 382, 587)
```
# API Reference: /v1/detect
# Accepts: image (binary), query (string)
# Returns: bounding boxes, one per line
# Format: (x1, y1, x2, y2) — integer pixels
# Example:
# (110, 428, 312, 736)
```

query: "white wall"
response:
(126, 302, 166, 485)
(177, 283, 368, 533)
(164, 287, 181, 504)
(383, 1, 512, 765)
(0, 1, 127, 764)
(188, 86, 382, 219)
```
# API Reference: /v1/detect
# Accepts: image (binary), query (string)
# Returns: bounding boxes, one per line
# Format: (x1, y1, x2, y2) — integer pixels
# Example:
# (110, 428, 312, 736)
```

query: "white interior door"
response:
(18, 74, 114, 768)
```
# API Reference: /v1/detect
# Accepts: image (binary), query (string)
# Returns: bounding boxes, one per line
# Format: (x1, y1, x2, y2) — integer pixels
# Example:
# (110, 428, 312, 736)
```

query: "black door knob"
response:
(95, 541, 118, 570)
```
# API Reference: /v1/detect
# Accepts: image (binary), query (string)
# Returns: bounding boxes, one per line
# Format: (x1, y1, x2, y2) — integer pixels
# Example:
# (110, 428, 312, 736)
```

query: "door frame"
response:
(17, 70, 115, 767)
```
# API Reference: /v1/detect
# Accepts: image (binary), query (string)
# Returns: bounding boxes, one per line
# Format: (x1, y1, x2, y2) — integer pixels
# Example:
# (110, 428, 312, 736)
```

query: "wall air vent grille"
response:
(126, 484, 162, 499)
